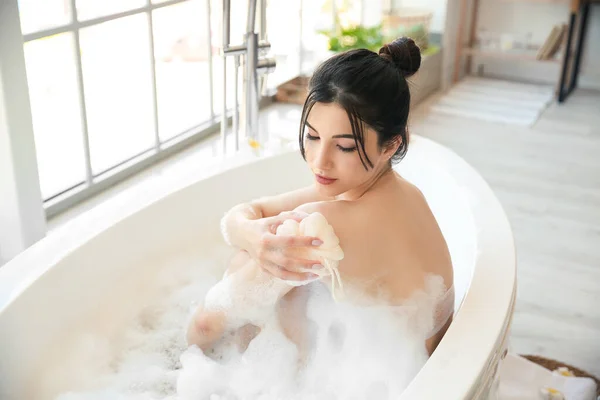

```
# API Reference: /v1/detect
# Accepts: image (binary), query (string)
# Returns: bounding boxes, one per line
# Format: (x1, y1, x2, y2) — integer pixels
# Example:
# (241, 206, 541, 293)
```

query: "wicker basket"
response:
(522, 355, 600, 396)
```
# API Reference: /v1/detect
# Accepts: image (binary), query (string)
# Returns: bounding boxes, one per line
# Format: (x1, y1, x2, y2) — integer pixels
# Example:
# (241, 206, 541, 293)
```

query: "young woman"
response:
(187, 37, 454, 358)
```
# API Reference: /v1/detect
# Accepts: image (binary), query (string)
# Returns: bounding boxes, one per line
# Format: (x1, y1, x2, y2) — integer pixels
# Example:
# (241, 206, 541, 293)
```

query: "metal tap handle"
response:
(223, 41, 270, 56)
(246, 0, 257, 34)
(223, 0, 231, 48)
(257, 58, 276, 73)
(220, 0, 232, 156)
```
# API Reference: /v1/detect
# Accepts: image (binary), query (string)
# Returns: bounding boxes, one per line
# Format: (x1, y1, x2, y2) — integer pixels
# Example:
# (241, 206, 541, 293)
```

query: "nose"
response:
(313, 144, 333, 171)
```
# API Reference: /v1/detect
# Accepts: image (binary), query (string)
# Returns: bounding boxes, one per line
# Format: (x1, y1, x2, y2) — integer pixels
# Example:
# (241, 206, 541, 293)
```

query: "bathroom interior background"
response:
(1, 0, 599, 378)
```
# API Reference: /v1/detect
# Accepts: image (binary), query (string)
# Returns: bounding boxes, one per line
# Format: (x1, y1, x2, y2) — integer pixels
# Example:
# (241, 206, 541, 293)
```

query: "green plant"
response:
(318, 24, 384, 53)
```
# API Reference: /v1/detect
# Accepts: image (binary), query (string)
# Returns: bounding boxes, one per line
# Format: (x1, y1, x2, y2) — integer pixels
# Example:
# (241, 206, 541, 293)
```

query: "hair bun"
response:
(378, 37, 421, 77)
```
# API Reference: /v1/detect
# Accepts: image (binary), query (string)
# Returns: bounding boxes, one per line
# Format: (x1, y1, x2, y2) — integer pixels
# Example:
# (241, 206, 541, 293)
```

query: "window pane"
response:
(18, 0, 71, 35)
(210, 0, 243, 118)
(153, 1, 212, 141)
(265, 0, 301, 88)
(362, 0, 382, 27)
(80, 14, 156, 174)
(300, 0, 334, 74)
(211, 57, 239, 120)
(75, 0, 146, 21)
(209, 0, 247, 48)
(23, 33, 86, 199)
(335, 0, 363, 27)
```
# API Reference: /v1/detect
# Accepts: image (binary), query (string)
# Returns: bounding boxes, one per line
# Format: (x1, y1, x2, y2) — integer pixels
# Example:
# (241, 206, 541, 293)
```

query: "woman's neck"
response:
(337, 165, 395, 201)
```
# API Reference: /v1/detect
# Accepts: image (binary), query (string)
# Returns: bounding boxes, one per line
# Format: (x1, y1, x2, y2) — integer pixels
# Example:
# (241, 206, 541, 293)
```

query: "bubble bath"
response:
(0, 137, 517, 400)
(45, 245, 447, 400)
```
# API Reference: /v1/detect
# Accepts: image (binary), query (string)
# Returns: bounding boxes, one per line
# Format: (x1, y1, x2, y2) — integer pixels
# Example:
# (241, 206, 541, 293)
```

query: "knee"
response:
(187, 309, 227, 349)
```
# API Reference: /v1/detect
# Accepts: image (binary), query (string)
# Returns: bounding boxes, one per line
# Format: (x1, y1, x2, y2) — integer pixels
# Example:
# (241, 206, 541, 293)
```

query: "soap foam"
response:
(50, 252, 443, 400)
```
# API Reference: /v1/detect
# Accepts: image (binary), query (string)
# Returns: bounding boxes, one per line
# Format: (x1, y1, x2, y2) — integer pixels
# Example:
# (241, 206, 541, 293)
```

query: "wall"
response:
(411, 48, 444, 104)
(0, 0, 47, 265)
(397, 0, 600, 91)
(392, 0, 448, 33)
(472, 0, 600, 90)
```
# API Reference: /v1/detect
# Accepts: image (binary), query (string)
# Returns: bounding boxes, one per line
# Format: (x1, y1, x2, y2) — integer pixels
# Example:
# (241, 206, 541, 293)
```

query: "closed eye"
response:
(337, 145, 356, 153)
(306, 132, 356, 152)
(305, 125, 356, 152)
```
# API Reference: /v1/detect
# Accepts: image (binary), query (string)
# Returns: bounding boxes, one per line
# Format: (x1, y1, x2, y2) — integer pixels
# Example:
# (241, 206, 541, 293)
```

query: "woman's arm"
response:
(250, 185, 330, 218)
(222, 185, 326, 249)
(221, 185, 328, 281)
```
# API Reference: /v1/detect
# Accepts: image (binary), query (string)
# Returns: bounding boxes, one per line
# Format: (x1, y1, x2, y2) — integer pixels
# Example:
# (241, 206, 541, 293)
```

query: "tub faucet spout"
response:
(220, 0, 276, 155)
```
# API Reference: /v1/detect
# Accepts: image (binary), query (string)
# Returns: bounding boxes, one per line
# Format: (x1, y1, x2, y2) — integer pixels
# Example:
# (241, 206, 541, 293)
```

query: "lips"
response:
(315, 174, 337, 185)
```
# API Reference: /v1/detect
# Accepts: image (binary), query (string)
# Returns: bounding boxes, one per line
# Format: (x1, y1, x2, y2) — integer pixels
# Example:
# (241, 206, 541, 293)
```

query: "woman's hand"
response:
(248, 211, 323, 281)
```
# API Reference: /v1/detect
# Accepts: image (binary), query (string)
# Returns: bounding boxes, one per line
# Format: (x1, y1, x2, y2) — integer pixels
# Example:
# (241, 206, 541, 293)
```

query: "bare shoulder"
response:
(293, 200, 357, 243)
(396, 173, 427, 200)
(294, 199, 353, 221)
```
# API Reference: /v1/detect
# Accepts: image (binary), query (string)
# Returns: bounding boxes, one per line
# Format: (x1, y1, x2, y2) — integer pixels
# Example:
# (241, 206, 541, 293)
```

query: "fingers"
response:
(267, 212, 306, 225)
(256, 244, 321, 271)
(281, 211, 310, 221)
(273, 252, 323, 272)
(261, 233, 322, 248)
(290, 236, 323, 247)
(265, 211, 309, 233)
(262, 262, 317, 282)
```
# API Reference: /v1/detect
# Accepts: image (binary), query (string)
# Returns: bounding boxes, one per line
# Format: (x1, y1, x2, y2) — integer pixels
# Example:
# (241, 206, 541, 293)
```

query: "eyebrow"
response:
(305, 121, 354, 139)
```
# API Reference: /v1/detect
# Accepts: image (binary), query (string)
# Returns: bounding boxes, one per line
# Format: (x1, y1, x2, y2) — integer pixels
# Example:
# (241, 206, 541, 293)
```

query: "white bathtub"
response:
(0, 135, 516, 400)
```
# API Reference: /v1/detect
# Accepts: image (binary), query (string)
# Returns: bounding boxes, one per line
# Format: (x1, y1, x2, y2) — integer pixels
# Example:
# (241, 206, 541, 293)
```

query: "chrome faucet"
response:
(220, 0, 276, 155)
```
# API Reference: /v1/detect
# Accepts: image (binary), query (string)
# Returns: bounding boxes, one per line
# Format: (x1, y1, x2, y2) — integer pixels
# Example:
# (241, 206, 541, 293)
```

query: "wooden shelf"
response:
(453, 0, 572, 83)
(463, 47, 562, 63)
(499, 0, 569, 3)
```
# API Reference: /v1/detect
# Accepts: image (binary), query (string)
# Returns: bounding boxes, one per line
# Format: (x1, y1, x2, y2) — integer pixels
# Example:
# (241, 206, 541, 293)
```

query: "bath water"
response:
(47, 249, 445, 400)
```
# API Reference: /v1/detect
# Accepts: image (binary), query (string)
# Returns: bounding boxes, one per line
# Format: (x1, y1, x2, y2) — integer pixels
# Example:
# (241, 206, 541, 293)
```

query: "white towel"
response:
(497, 353, 598, 400)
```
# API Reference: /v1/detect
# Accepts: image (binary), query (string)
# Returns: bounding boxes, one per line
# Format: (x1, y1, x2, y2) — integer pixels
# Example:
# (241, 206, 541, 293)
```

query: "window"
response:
(16, 0, 385, 213)
(23, 33, 86, 199)
(79, 13, 156, 175)
(20, 0, 214, 203)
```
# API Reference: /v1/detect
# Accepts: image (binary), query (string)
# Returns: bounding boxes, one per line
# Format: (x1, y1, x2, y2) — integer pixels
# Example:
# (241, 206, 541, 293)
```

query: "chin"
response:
(314, 181, 345, 197)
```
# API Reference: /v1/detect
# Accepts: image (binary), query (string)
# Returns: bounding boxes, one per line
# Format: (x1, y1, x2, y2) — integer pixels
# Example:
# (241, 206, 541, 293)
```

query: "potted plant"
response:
(274, 12, 440, 105)
(318, 24, 384, 53)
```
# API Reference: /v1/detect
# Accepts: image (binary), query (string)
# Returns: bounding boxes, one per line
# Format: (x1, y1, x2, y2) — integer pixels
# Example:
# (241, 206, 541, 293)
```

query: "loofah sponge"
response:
(276, 212, 345, 300)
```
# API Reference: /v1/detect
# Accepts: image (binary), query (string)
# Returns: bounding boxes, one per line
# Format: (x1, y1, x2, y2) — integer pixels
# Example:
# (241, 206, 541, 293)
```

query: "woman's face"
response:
(303, 102, 396, 199)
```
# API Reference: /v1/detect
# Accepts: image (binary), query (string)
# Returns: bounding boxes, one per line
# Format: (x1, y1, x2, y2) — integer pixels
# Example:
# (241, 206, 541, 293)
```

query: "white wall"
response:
(363, 0, 384, 27)
(393, 0, 448, 34)
(472, 0, 600, 90)
(441, 0, 463, 90)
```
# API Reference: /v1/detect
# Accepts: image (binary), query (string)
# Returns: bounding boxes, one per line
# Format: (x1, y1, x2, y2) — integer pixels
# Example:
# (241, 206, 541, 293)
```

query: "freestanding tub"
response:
(0, 135, 516, 400)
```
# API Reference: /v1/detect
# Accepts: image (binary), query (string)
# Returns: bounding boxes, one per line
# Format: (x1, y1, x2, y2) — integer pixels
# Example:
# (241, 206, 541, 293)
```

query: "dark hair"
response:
(299, 37, 421, 170)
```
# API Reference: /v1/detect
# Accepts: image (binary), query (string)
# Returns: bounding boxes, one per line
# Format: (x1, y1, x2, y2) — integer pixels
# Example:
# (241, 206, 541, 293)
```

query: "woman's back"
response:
(296, 169, 454, 354)
(300, 170, 452, 303)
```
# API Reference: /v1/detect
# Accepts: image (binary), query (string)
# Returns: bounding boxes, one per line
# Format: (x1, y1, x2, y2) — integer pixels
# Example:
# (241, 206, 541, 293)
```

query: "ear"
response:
(382, 137, 402, 159)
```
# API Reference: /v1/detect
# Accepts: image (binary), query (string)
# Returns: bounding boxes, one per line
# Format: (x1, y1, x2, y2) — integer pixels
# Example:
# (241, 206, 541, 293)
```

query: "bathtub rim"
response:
(0, 135, 516, 400)
(397, 137, 517, 399)
(0, 146, 267, 315)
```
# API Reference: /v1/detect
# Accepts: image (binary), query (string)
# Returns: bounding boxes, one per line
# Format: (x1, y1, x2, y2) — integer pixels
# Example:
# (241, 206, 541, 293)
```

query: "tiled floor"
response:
(48, 87, 600, 376)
